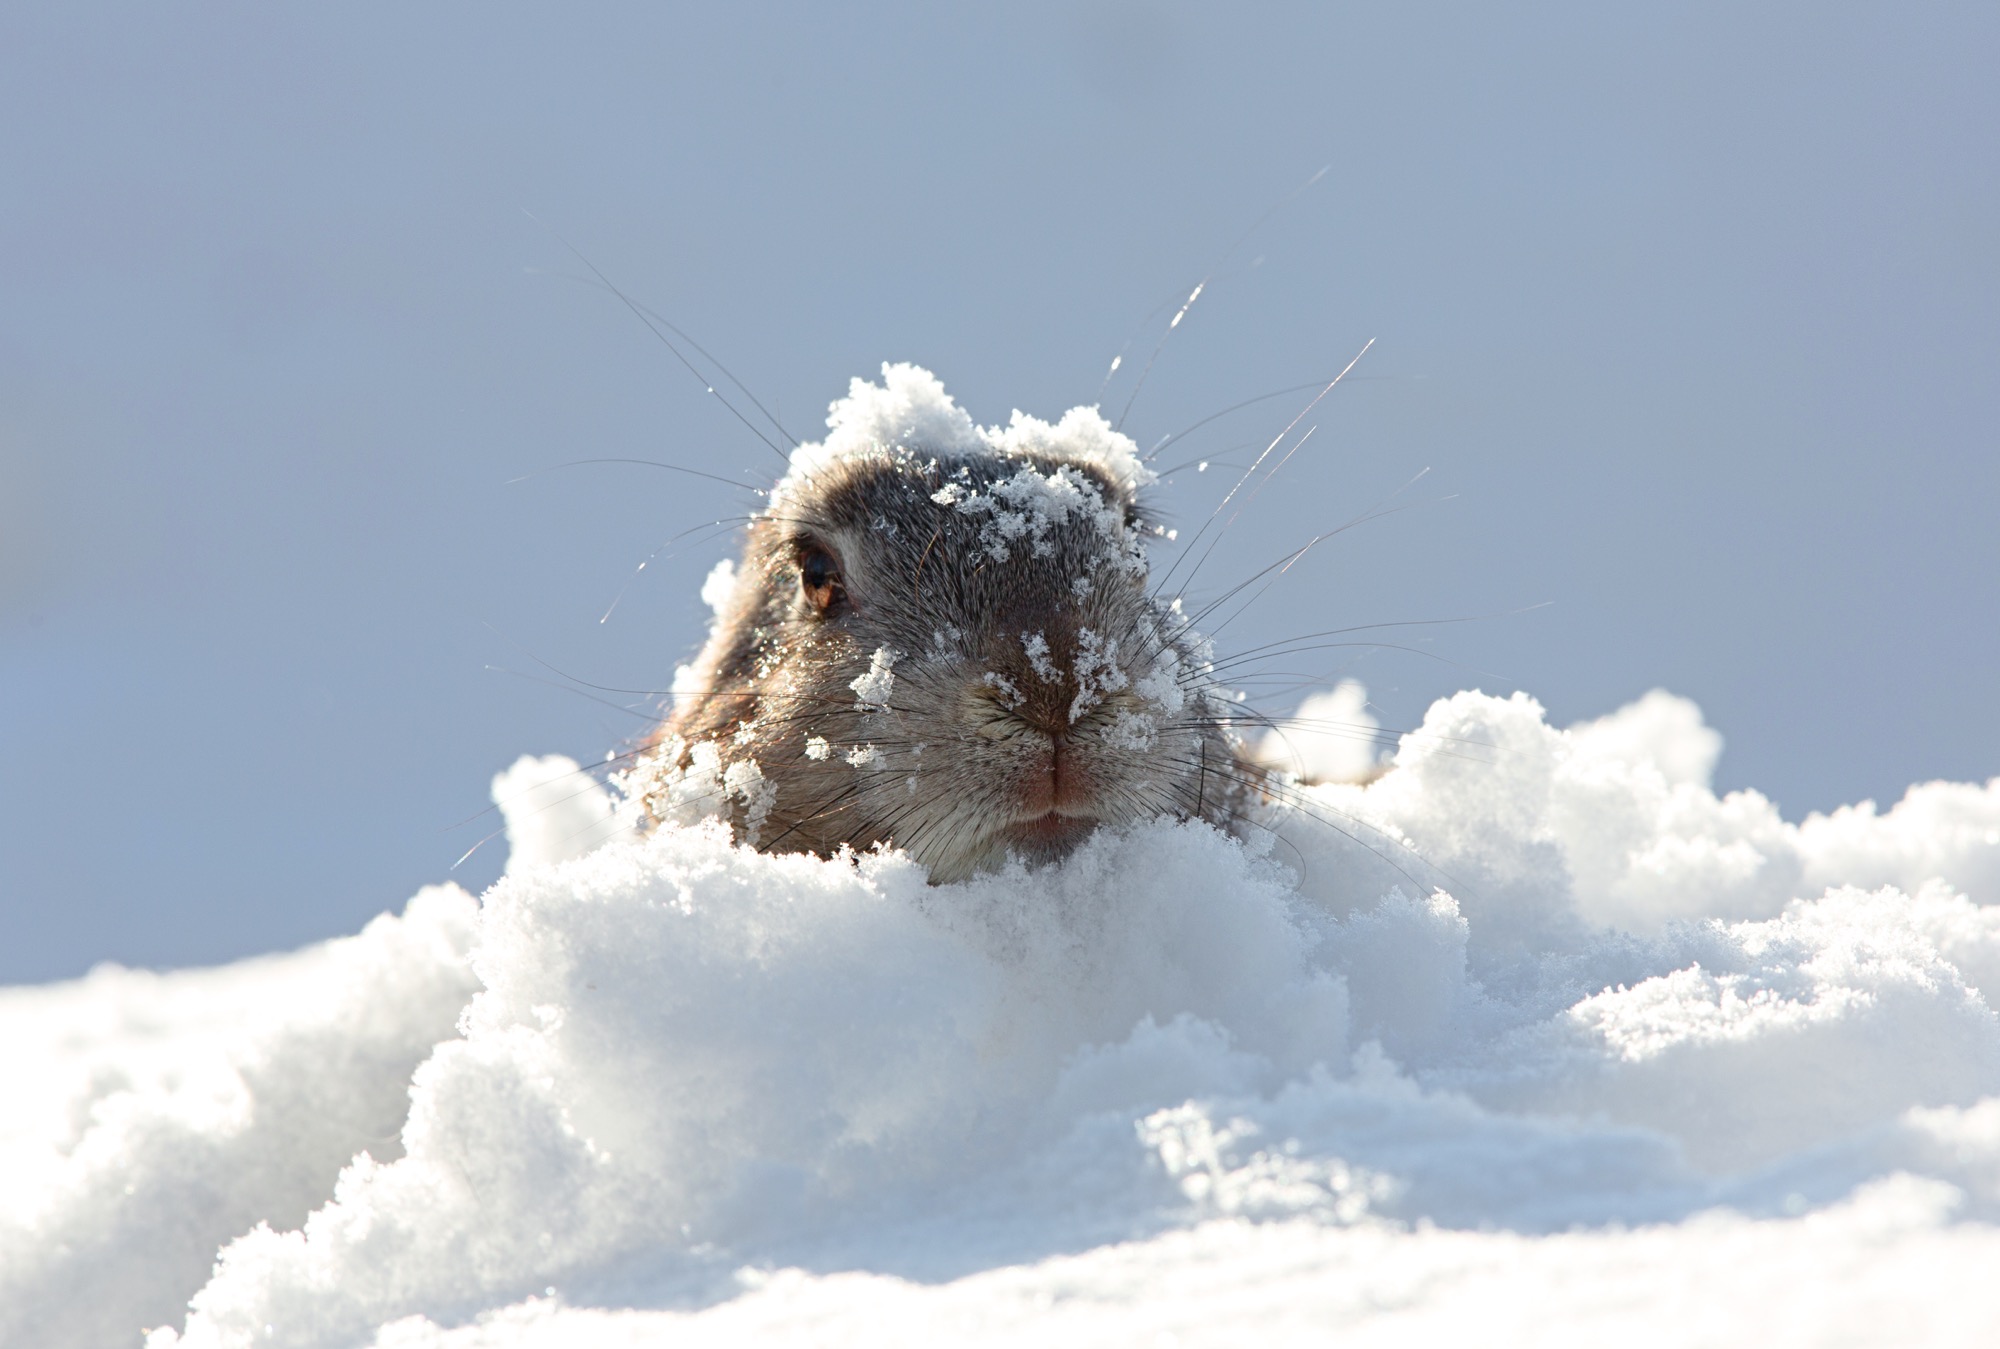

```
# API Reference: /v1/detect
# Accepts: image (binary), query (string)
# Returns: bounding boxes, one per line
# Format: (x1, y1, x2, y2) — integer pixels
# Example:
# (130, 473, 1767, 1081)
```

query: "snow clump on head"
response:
(774, 362, 1155, 509)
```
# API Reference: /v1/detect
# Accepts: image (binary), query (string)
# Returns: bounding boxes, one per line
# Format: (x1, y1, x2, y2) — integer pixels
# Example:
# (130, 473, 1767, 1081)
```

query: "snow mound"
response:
(6, 688, 2000, 1347)
(489, 755, 634, 874)
(0, 888, 479, 1349)
(1254, 679, 1384, 782)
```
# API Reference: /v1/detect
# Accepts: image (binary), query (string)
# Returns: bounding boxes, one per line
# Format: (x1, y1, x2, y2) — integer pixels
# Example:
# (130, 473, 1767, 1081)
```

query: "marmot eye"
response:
(800, 546, 844, 615)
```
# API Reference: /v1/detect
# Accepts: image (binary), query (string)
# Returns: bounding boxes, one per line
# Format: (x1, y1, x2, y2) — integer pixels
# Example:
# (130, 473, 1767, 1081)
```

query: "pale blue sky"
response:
(3, 3, 1996, 981)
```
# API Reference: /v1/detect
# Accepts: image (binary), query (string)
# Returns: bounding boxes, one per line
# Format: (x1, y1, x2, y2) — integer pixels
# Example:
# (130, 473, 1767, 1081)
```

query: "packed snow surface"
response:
(7, 689, 2000, 1347)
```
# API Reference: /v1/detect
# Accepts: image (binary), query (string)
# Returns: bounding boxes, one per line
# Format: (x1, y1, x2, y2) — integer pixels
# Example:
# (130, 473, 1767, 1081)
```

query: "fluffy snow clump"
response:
(775, 362, 1155, 503)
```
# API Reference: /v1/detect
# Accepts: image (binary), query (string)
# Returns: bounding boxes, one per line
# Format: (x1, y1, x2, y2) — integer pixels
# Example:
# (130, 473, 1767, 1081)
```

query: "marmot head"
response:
(632, 364, 1253, 882)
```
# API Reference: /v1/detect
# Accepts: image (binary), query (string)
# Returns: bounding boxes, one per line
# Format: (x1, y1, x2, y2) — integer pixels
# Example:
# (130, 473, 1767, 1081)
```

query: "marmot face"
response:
(638, 446, 1249, 882)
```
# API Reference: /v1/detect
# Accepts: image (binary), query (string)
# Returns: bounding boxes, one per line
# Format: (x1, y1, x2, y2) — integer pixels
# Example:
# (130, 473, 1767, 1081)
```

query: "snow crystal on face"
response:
(1132, 648, 1186, 717)
(1020, 631, 1059, 684)
(849, 647, 899, 712)
(947, 463, 1127, 565)
(1067, 627, 1129, 724)
(805, 735, 832, 761)
(1104, 708, 1158, 751)
(722, 759, 776, 840)
(981, 671, 1023, 709)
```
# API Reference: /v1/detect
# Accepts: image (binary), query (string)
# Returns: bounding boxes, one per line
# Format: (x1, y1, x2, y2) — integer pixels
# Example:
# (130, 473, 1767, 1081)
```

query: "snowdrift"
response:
(7, 689, 2000, 1347)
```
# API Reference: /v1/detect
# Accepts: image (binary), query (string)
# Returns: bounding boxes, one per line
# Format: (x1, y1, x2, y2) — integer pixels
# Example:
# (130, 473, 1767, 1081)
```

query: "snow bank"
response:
(0, 889, 479, 1348)
(6, 689, 2000, 1347)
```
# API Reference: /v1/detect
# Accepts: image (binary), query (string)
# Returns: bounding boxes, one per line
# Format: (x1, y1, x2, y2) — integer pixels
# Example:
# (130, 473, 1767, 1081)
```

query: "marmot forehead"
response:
(778, 448, 1135, 535)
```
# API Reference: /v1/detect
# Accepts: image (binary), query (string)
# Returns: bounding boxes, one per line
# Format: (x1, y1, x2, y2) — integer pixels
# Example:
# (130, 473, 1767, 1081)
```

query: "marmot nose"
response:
(1016, 687, 1072, 740)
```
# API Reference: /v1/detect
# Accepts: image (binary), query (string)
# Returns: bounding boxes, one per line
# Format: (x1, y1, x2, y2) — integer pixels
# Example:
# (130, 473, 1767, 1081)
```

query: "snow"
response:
(848, 646, 899, 712)
(776, 363, 1155, 506)
(0, 890, 481, 1349)
(6, 689, 2000, 1347)
(488, 756, 633, 874)
(697, 559, 737, 616)
(1255, 679, 1383, 783)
